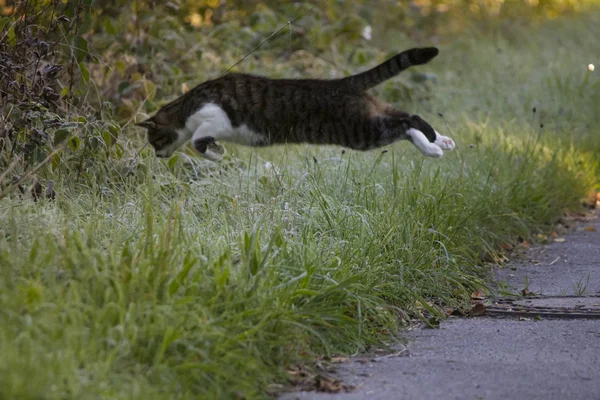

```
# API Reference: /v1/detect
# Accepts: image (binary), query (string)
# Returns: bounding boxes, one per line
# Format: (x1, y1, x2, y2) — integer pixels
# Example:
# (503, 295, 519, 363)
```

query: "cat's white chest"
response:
(183, 103, 264, 146)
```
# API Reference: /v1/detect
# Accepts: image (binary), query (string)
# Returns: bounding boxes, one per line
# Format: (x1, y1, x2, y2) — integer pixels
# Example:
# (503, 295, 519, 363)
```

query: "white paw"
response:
(434, 132, 455, 151)
(423, 143, 444, 158)
(407, 128, 444, 158)
(204, 142, 226, 161)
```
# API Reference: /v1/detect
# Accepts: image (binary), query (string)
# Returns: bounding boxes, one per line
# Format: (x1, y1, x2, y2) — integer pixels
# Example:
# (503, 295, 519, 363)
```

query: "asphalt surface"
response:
(281, 211, 600, 400)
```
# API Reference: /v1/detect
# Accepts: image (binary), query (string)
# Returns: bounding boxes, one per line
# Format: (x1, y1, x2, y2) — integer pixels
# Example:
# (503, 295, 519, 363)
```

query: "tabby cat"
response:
(136, 47, 455, 160)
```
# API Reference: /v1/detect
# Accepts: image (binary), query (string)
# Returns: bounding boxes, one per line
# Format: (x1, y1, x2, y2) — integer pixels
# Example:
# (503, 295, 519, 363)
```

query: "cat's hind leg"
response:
(375, 117, 444, 158)
(406, 128, 444, 158)
(377, 112, 453, 158)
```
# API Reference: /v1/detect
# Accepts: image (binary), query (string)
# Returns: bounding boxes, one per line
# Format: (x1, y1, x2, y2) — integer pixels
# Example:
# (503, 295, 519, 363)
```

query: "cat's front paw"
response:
(434, 134, 455, 151)
(194, 137, 226, 161)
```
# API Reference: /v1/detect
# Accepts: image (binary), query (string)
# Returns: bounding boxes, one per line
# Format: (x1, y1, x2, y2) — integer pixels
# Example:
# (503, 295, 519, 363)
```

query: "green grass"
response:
(1, 11, 600, 400)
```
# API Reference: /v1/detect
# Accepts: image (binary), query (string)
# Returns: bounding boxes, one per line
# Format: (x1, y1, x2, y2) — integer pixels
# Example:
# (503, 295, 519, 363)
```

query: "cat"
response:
(136, 47, 455, 161)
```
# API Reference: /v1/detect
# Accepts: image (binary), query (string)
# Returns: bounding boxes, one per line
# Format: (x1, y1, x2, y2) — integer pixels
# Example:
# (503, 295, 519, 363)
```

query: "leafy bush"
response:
(0, 0, 127, 197)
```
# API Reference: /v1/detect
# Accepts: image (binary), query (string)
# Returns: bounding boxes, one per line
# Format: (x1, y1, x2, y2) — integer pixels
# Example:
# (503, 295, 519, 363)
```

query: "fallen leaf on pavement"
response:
(471, 289, 486, 300)
(287, 367, 306, 377)
(553, 238, 566, 243)
(330, 357, 348, 363)
(315, 375, 350, 393)
(469, 303, 486, 316)
(521, 288, 538, 296)
(584, 226, 596, 232)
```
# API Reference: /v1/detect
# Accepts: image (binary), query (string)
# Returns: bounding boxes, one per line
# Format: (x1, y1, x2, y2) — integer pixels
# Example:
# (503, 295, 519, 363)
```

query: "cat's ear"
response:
(136, 117, 156, 130)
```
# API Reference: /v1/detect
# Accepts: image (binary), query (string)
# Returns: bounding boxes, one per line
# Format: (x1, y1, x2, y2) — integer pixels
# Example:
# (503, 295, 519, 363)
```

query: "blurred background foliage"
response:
(0, 0, 598, 192)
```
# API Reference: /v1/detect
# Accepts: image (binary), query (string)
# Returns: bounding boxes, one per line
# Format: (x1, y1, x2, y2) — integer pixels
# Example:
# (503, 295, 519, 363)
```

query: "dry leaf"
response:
(31, 179, 43, 202)
(450, 308, 465, 316)
(550, 231, 559, 238)
(584, 226, 597, 232)
(500, 242, 512, 250)
(331, 357, 348, 363)
(553, 238, 566, 243)
(521, 287, 538, 296)
(286, 367, 306, 377)
(181, 82, 190, 93)
(471, 289, 485, 300)
(315, 375, 348, 393)
(469, 303, 486, 316)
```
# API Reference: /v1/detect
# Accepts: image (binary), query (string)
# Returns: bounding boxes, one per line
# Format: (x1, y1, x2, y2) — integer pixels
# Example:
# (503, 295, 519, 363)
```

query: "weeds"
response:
(573, 273, 590, 296)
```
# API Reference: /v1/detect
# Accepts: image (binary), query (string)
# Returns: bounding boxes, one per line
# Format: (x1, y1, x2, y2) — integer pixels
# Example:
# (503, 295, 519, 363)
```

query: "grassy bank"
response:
(1, 8, 599, 400)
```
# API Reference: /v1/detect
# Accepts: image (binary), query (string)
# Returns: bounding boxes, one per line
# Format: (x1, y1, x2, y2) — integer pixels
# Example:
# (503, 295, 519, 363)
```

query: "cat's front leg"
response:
(193, 136, 226, 161)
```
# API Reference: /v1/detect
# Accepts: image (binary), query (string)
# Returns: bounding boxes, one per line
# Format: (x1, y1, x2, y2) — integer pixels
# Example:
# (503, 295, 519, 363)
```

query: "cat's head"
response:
(136, 112, 182, 158)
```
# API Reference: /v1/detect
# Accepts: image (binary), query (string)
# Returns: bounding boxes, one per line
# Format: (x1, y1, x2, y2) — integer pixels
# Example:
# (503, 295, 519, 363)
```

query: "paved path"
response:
(282, 211, 600, 400)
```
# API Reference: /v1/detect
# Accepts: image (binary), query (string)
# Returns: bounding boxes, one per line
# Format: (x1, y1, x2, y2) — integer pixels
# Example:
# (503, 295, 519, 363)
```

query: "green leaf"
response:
(0, 17, 9, 32)
(7, 25, 15, 47)
(118, 81, 130, 93)
(104, 19, 116, 35)
(68, 136, 81, 151)
(51, 154, 61, 171)
(145, 80, 157, 100)
(79, 12, 93, 35)
(73, 36, 88, 63)
(112, 143, 125, 159)
(102, 125, 119, 147)
(356, 50, 367, 65)
(60, 87, 69, 97)
(102, 131, 113, 147)
(168, 153, 180, 169)
(54, 129, 69, 146)
(115, 61, 125, 77)
(88, 137, 99, 150)
(79, 63, 90, 83)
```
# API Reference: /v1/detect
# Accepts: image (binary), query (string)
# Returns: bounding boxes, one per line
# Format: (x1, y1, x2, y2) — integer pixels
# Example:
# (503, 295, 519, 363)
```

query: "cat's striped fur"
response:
(137, 47, 455, 160)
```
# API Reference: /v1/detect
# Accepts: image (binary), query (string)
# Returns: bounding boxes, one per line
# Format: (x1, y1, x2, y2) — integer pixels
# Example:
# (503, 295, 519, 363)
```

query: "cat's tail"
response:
(337, 47, 439, 91)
